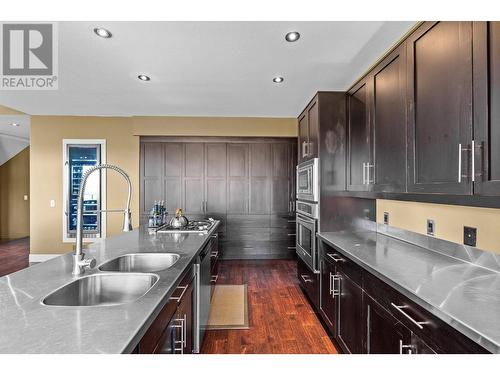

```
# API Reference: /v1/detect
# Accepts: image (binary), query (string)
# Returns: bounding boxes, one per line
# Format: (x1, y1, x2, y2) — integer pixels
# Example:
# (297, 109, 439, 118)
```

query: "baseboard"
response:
(29, 254, 60, 263)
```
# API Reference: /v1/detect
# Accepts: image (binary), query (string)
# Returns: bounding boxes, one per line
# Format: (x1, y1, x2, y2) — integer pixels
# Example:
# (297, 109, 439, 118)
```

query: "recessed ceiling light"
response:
(137, 74, 151, 82)
(94, 27, 112, 38)
(273, 76, 284, 84)
(285, 31, 300, 42)
(11, 122, 20, 127)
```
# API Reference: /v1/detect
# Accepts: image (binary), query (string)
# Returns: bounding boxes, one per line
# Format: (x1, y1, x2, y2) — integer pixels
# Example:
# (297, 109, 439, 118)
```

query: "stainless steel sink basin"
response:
(42, 273, 159, 307)
(98, 253, 180, 273)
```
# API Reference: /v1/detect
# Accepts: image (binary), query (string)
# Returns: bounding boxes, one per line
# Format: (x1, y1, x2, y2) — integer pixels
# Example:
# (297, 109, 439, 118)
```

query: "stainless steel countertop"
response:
(0, 223, 219, 354)
(318, 230, 500, 354)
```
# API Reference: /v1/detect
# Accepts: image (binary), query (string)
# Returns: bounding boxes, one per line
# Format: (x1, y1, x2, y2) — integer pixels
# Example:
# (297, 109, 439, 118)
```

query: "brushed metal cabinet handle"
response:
(327, 253, 344, 263)
(300, 274, 312, 283)
(391, 303, 427, 330)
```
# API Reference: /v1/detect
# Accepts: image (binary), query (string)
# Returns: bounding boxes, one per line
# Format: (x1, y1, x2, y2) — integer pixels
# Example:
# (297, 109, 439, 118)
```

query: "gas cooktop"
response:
(155, 218, 216, 234)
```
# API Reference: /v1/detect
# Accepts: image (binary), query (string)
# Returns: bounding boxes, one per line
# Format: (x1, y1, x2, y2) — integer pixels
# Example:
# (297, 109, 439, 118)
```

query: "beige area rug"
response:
(206, 284, 249, 330)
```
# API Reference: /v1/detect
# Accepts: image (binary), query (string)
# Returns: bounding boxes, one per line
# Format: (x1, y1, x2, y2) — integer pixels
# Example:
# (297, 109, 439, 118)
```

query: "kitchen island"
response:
(0, 223, 219, 354)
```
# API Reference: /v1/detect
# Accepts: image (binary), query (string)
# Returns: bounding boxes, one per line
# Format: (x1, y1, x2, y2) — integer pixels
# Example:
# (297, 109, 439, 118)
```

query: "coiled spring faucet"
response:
(73, 164, 133, 275)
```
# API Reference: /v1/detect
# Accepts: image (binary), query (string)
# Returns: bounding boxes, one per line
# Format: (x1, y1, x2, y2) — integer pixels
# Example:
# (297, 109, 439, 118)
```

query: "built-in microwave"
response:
(297, 158, 319, 202)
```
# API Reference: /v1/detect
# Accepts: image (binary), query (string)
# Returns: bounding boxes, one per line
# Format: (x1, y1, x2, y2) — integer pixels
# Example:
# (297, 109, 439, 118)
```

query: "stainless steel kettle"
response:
(169, 208, 189, 228)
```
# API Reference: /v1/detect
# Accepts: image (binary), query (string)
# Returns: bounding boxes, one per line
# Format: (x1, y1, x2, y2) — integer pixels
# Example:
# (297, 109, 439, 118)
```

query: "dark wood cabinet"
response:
(140, 138, 296, 260)
(371, 44, 407, 192)
(298, 97, 319, 163)
(319, 256, 336, 334)
(315, 238, 488, 354)
(364, 294, 412, 354)
(137, 267, 195, 354)
(472, 21, 500, 196)
(297, 255, 319, 309)
(407, 21, 473, 194)
(347, 79, 372, 191)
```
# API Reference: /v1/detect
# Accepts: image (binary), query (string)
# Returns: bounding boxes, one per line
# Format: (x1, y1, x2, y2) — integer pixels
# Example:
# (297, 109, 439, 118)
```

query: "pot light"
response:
(285, 31, 300, 42)
(137, 74, 151, 82)
(11, 122, 20, 127)
(94, 27, 112, 38)
(273, 76, 284, 84)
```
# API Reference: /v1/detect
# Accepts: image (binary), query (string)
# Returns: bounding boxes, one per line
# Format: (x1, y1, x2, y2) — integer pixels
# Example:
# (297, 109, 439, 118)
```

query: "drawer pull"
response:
(287, 233, 296, 237)
(211, 251, 219, 258)
(300, 274, 313, 283)
(399, 339, 413, 355)
(391, 303, 427, 330)
(211, 275, 219, 283)
(327, 253, 344, 263)
(169, 285, 188, 302)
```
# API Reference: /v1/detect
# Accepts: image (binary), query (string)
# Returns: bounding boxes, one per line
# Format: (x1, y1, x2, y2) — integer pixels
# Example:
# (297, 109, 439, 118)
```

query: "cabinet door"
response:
(307, 98, 319, 159)
(227, 144, 249, 214)
(249, 143, 271, 214)
(407, 21, 473, 194)
(372, 45, 407, 192)
(347, 78, 372, 191)
(183, 143, 205, 214)
(271, 143, 290, 214)
(205, 143, 227, 213)
(319, 257, 337, 335)
(473, 21, 500, 195)
(365, 294, 412, 354)
(141, 143, 164, 215)
(336, 268, 364, 353)
(164, 143, 183, 213)
(298, 111, 309, 162)
(176, 280, 194, 354)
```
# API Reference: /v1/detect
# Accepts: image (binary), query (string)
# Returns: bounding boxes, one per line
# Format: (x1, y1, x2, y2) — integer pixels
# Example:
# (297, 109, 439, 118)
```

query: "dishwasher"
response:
(193, 239, 212, 353)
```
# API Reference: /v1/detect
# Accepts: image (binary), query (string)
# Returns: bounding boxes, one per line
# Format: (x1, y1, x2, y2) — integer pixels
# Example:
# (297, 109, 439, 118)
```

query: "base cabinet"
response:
(316, 239, 489, 354)
(365, 294, 412, 354)
(137, 267, 195, 354)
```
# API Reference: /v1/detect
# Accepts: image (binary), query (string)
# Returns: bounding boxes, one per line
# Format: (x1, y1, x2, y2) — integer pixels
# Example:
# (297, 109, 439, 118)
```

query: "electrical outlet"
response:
(50, 199, 56, 208)
(427, 219, 435, 236)
(464, 226, 477, 247)
(383, 212, 389, 225)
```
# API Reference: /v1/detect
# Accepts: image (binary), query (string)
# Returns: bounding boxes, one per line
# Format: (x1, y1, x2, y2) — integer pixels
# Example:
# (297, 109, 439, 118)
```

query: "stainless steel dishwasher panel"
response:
(193, 245, 212, 353)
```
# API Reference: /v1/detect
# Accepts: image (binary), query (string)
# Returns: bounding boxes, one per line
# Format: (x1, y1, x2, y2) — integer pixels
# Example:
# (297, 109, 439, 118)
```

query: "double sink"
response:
(42, 253, 180, 307)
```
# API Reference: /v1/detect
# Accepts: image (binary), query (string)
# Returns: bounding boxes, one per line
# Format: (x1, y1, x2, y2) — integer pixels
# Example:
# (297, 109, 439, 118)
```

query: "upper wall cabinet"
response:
(347, 78, 372, 191)
(298, 95, 320, 163)
(371, 44, 407, 193)
(472, 21, 500, 196)
(406, 21, 473, 195)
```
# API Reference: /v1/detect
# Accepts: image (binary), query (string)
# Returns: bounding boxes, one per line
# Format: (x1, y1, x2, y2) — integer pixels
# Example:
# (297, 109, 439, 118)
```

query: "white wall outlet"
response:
(23, 195, 28, 201)
(427, 219, 435, 236)
(50, 199, 56, 208)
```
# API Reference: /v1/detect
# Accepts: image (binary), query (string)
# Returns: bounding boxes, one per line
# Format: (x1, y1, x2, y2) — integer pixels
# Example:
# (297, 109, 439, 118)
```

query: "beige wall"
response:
(0, 147, 30, 241)
(30, 115, 297, 254)
(376, 199, 500, 254)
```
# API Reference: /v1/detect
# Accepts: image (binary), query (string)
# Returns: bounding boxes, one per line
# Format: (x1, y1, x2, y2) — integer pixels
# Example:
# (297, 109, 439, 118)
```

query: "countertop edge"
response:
(317, 231, 500, 354)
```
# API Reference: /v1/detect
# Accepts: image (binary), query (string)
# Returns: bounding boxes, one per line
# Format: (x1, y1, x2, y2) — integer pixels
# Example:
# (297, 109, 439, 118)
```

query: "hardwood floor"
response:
(0, 237, 29, 277)
(201, 259, 338, 354)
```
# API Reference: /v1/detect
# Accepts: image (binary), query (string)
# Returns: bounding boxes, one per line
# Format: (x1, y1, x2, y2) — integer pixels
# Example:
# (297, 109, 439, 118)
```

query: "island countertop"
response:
(0, 223, 218, 354)
(317, 230, 500, 354)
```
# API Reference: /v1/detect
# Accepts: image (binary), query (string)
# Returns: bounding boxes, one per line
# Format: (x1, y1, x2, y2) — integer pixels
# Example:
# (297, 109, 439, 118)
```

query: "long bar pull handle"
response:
(332, 275, 341, 297)
(391, 303, 427, 330)
(329, 272, 334, 296)
(471, 140, 475, 182)
(327, 253, 344, 263)
(362, 162, 367, 185)
(458, 143, 462, 183)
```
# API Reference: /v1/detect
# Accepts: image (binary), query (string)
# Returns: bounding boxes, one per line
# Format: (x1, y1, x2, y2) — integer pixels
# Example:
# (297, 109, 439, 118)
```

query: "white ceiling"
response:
(0, 21, 415, 117)
(0, 115, 30, 166)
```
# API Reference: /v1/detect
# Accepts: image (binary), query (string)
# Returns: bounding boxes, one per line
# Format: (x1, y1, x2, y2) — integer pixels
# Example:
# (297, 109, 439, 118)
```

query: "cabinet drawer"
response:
(322, 246, 362, 287)
(364, 271, 487, 353)
(297, 256, 319, 309)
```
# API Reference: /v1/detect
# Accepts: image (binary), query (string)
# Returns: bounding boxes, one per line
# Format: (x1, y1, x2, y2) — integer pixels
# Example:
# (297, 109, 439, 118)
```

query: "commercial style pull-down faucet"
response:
(73, 164, 133, 276)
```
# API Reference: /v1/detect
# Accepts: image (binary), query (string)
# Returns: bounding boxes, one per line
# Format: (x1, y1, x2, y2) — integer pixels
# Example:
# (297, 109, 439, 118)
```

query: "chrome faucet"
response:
(73, 164, 133, 276)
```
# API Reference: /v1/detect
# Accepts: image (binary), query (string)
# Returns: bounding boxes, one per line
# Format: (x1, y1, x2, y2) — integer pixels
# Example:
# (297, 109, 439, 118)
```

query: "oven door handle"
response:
(296, 213, 316, 225)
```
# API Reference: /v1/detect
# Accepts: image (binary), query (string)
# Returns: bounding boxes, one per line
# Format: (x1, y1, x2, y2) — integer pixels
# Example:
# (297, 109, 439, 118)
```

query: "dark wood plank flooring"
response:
(0, 237, 29, 277)
(201, 259, 337, 354)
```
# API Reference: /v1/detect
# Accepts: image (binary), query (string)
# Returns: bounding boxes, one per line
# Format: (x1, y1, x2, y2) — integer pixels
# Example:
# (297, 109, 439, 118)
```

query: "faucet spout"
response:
(73, 163, 133, 276)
